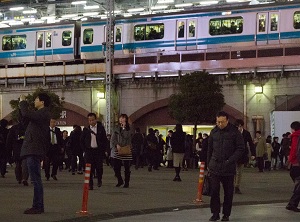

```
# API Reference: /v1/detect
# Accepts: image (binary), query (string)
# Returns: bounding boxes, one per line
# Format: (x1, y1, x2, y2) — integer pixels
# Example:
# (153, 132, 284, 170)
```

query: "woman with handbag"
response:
(111, 114, 133, 188)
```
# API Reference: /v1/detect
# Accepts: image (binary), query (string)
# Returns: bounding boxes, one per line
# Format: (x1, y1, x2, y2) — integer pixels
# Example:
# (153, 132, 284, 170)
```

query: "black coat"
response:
(6, 123, 26, 161)
(80, 122, 107, 156)
(207, 123, 245, 176)
(170, 131, 186, 153)
(237, 129, 255, 164)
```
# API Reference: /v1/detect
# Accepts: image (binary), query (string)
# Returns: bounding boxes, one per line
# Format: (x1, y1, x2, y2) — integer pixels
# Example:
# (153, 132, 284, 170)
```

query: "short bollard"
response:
(194, 162, 205, 203)
(78, 163, 91, 215)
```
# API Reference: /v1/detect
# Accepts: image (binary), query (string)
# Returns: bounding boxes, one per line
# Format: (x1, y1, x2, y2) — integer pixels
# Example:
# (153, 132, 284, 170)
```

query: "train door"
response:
(256, 12, 280, 45)
(36, 31, 53, 61)
(176, 19, 197, 50)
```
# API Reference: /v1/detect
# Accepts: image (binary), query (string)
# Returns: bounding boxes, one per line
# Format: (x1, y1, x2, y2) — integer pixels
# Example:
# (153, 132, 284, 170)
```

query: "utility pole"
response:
(105, 0, 114, 134)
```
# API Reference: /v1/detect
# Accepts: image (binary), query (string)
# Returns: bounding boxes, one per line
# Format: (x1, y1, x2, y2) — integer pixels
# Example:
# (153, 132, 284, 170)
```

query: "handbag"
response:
(202, 173, 211, 196)
(117, 145, 132, 155)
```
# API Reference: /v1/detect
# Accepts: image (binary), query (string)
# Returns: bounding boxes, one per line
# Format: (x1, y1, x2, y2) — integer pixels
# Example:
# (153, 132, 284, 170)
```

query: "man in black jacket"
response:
(20, 93, 51, 214)
(234, 119, 256, 194)
(207, 111, 245, 221)
(44, 118, 63, 181)
(80, 113, 107, 190)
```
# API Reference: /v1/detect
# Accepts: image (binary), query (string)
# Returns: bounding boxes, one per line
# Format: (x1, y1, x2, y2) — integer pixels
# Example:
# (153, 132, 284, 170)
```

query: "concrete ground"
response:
(0, 164, 297, 222)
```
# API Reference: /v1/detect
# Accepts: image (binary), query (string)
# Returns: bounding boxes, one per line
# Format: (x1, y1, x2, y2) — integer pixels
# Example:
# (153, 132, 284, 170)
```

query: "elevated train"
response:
(1, 2, 300, 65)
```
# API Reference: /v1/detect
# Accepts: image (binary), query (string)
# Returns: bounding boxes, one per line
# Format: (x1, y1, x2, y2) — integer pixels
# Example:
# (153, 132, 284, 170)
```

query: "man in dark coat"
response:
(207, 111, 245, 221)
(80, 113, 107, 190)
(19, 93, 51, 214)
(44, 118, 63, 181)
(234, 119, 256, 194)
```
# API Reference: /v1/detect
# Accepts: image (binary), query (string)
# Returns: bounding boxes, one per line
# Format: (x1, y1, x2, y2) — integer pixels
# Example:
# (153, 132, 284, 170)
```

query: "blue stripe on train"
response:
(0, 48, 73, 58)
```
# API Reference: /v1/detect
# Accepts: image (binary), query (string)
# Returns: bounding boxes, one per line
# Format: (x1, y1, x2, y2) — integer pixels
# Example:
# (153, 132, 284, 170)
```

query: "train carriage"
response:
(0, 22, 76, 64)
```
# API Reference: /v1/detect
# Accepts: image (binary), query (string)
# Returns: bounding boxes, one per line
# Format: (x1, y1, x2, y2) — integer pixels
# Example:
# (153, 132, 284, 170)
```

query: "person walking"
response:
(131, 128, 144, 170)
(19, 93, 51, 214)
(207, 111, 245, 221)
(6, 116, 29, 186)
(170, 123, 186, 182)
(80, 113, 107, 190)
(254, 131, 267, 172)
(44, 118, 63, 181)
(0, 119, 9, 178)
(286, 121, 300, 212)
(69, 125, 84, 175)
(111, 114, 133, 188)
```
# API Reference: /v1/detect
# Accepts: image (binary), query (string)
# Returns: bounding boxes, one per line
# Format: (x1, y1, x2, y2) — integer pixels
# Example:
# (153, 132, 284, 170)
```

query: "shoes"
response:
(123, 183, 129, 188)
(89, 186, 93, 190)
(24, 207, 44, 214)
(286, 205, 300, 212)
(18, 180, 22, 184)
(22, 180, 29, 186)
(148, 167, 152, 172)
(209, 214, 220, 221)
(116, 181, 124, 187)
(72, 172, 75, 175)
(46, 177, 50, 181)
(97, 181, 102, 187)
(51, 175, 58, 181)
(173, 177, 182, 182)
(221, 215, 230, 221)
(77, 171, 83, 175)
(235, 187, 242, 194)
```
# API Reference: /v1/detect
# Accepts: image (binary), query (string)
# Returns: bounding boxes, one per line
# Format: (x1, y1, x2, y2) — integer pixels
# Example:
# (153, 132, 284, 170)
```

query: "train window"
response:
(62, 31, 72, 46)
(178, 22, 185, 38)
(293, 11, 300, 29)
(134, 23, 164, 41)
(2, 35, 26, 51)
(209, 16, 243, 35)
(116, 27, 122, 42)
(258, 15, 266, 32)
(270, 14, 278, 31)
(38, 33, 43, 48)
(46, 32, 52, 48)
(83, 28, 93, 44)
(189, 20, 196, 37)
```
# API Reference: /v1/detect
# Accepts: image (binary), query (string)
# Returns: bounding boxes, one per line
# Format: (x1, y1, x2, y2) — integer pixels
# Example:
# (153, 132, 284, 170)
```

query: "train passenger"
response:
(178, 22, 185, 38)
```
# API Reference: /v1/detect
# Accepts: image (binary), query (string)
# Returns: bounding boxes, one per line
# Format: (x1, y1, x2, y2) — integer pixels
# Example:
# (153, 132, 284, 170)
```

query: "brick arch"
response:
(62, 101, 90, 118)
(129, 98, 245, 129)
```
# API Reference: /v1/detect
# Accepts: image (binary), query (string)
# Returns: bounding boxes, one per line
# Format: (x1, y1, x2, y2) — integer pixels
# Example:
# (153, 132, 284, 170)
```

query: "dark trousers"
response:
(288, 166, 300, 207)
(71, 153, 84, 173)
(84, 149, 103, 187)
(44, 146, 60, 178)
(0, 158, 7, 176)
(210, 173, 235, 216)
(15, 159, 29, 182)
(257, 157, 264, 172)
(113, 158, 131, 184)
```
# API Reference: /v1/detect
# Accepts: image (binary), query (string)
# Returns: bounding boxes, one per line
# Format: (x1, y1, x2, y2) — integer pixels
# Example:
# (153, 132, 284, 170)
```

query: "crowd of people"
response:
(0, 105, 299, 218)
